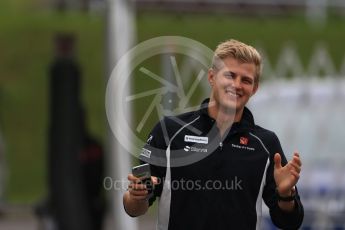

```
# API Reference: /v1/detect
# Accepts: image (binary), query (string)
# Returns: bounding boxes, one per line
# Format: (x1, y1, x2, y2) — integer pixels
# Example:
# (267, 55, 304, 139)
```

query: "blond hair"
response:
(212, 39, 262, 83)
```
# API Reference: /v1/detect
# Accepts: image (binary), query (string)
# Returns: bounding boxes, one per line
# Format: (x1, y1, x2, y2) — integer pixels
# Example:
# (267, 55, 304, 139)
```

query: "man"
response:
(123, 39, 304, 229)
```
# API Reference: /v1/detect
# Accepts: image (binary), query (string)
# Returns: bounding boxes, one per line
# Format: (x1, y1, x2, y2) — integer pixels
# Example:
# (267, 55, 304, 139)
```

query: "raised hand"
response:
(274, 152, 302, 196)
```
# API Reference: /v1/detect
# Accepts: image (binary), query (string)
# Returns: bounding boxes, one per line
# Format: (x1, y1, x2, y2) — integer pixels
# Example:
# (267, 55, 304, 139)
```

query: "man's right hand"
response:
(127, 174, 158, 201)
(123, 174, 158, 217)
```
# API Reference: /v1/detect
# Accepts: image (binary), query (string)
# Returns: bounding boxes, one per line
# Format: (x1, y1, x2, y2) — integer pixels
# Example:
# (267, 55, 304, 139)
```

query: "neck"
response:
(208, 100, 244, 137)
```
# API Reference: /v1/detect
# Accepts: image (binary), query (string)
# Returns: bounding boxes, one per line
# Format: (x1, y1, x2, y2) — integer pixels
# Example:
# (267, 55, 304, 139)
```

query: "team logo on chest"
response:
(240, 136, 249, 145)
(232, 136, 255, 151)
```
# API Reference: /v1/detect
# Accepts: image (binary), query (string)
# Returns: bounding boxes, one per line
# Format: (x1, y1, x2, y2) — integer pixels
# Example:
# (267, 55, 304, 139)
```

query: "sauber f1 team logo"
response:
(240, 136, 249, 145)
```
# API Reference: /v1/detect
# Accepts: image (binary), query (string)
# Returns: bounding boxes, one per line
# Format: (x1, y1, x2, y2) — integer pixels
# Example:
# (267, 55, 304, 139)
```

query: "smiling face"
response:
(208, 57, 258, 117)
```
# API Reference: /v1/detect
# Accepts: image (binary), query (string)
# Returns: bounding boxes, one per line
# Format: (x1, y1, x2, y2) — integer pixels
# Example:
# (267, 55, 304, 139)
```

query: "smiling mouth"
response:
(225, 89, 242, 98)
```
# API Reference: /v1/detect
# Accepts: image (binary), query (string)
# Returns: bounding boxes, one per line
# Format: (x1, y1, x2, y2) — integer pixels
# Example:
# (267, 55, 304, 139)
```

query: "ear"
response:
(208, 68, 215, 86)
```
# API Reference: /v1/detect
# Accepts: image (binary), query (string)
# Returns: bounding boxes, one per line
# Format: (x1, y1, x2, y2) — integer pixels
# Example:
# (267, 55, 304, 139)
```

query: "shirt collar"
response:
(198, 98, 255, 130)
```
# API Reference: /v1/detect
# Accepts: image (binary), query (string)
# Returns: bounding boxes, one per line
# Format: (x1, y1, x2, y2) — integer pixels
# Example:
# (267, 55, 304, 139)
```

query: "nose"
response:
(230, 76, 242, 89)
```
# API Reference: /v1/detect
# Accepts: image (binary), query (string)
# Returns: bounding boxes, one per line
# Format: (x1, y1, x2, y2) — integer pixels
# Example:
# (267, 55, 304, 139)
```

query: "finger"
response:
(129, 189, 148, 197)
(152, 176, 159, 185)
(131, 196, 148, 201)
(289, 161, 301, 173)
(128, 174, 141, 183)
(130, 192, 149, 201)
(129, 183, 147, 191)
(292, 155, 302, 167)
(274, 153, 282, 170)
(293, 150, 300, 157)
(290, 170, 300, 181)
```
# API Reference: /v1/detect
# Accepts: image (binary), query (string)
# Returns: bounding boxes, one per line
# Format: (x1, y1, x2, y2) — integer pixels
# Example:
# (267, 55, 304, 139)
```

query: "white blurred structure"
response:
(106, 0, 138, 230)
(249, 78, 345, 229)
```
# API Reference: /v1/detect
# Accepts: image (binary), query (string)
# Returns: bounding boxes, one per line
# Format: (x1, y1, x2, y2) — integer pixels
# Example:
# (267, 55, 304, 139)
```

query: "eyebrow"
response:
(223, 71, 234, 75)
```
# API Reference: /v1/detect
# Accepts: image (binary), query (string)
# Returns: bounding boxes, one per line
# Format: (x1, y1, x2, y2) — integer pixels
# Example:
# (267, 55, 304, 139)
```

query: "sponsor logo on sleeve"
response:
(140, 148, 152, 158)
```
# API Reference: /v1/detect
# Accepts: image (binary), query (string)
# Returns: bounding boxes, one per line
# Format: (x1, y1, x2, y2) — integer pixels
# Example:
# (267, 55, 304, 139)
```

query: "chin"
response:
(220, 101, 237, 112)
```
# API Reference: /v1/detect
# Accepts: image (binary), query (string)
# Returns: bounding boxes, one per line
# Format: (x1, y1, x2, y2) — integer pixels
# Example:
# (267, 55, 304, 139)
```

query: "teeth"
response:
(226, 90, 241, 97)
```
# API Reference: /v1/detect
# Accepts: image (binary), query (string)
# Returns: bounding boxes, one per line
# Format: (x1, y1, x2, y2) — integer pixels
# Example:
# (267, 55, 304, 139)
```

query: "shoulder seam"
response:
(249, 132, 270, 155)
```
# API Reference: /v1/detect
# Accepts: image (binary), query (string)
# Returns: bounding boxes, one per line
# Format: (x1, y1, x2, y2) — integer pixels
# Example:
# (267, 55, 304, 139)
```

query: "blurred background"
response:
(0, 0, 345, 229)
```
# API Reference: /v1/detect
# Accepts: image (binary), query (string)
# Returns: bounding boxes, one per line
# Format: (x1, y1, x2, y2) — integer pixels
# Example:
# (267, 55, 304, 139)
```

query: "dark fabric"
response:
(140, 98, 304, 230)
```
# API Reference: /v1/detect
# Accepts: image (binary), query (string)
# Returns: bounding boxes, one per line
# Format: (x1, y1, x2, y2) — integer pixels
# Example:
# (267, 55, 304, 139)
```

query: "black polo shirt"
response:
(139, 98, 303, 230)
